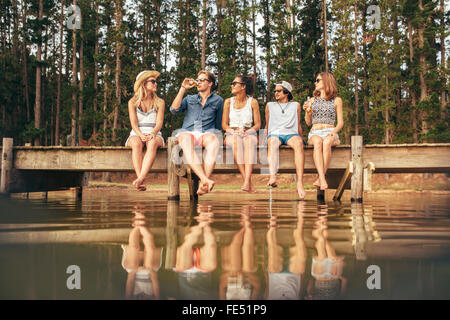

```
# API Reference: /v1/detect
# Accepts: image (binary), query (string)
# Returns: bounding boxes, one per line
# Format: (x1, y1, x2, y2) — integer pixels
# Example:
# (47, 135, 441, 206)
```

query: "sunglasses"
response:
(146, 79, 157, 84)
(231, 81, 245, 86)
(315, 78, 322, 83)
(274, 89, 284, 93)
(196, 78, 210, 83)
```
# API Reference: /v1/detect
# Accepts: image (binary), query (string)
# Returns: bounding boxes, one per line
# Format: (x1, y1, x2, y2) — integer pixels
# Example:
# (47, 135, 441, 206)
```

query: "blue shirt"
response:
(170, 93, 224, 133)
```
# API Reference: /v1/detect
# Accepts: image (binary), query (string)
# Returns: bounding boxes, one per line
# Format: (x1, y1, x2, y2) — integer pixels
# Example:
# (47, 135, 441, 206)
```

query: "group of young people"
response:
(126, 69, 344, 200)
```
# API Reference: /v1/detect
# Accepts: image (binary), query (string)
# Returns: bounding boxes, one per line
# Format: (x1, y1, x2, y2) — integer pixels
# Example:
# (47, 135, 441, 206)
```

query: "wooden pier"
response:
(1, 137, 450, 202)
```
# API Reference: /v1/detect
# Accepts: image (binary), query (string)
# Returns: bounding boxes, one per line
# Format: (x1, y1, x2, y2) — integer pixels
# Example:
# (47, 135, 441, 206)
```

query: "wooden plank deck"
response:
(9, 143, 450, 173)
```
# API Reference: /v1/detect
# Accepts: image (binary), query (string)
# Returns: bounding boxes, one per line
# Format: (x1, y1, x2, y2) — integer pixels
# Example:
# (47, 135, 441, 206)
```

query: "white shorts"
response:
(125, 128, 165, 147)
(308, 127, 339, 143)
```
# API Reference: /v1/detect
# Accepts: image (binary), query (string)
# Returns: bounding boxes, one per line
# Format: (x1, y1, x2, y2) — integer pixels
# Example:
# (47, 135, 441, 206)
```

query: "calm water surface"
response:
(0, 190, 449, 300)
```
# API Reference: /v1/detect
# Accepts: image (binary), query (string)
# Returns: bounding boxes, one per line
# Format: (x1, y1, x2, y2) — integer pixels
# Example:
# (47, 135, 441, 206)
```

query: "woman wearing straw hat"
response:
(126, 70, 165, 191)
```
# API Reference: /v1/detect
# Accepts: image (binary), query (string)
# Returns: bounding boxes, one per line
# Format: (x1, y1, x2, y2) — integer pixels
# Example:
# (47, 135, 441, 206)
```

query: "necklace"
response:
(276, 101, 290, 114)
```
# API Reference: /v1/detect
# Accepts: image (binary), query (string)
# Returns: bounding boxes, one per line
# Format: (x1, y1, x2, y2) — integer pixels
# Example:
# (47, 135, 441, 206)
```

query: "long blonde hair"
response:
(130, 70, 160, 110)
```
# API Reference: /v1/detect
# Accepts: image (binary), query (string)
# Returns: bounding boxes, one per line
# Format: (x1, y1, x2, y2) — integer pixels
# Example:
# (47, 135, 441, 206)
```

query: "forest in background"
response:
(0, 0, 448, 147)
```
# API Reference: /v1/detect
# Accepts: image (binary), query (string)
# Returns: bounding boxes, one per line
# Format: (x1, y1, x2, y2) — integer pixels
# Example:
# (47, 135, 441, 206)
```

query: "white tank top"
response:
(228, 96, 253, 128)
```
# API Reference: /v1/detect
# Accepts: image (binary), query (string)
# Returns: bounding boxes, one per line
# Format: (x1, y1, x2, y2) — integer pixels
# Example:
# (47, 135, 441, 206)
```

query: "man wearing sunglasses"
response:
(264, 81, 306, 200)
(170, 70, 224, 195)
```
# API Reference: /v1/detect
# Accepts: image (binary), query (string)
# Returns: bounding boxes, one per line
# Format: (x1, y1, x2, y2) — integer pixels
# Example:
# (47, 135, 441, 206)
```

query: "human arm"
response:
(149, 98, 165, 139)
(170, 78, 195, 113)
(128, 99, 147, 142)
(221, 98, 234, 134)
(245, 98, 261, 135)
(326, 97, 344, 138)
(215, 96, 224, 132)
(297, 102, 303, 137)
(303, 97, 313, 126)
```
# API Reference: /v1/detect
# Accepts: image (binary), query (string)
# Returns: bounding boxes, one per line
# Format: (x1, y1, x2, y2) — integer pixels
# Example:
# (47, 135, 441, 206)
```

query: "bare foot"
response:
(297, 182, 306, 200)
(197, 179, 215, 195)
(241, 182, 257, 193)
(133, 178, 146, 191)
(319, 178, 328, 190)
(267, 176, 278, 188)
(313, 178, 321, 188)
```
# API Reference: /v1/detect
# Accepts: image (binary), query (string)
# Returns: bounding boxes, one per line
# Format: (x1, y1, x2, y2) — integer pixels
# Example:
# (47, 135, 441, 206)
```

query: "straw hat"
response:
(134, 70, 160, 93)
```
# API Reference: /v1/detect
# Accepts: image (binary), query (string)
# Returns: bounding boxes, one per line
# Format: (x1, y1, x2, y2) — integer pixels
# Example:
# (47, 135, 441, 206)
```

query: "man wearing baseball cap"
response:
(264, 81, 306, 200)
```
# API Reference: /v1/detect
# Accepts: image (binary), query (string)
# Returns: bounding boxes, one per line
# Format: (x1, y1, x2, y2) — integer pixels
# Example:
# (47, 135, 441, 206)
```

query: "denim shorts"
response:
(267, 133, 300, 146)
(308, 127, 339, 143)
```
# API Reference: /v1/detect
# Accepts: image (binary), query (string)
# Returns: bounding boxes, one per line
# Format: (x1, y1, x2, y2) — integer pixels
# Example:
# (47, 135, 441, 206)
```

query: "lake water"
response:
(0, 189, 449, 300)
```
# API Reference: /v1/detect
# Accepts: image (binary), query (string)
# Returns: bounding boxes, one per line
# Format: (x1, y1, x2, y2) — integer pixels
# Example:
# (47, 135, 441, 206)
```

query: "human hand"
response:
(326, 132, 336, 139)
(237, 128, 246, 137)
(226, 128, 235, 135)
(244, 128, 256, 136)
(181, 78, 197, 90)
(139, 134, 148, 142)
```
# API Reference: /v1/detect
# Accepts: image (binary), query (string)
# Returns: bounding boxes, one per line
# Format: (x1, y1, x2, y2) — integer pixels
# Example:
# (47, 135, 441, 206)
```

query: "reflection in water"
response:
(174, 204, 217, 300)
(220, 205, 260, 300)
(0, 192, 449, 300)
(306, 204, 347, 300)
(122, 205, 162, 300)
(265, 202, 306, 300)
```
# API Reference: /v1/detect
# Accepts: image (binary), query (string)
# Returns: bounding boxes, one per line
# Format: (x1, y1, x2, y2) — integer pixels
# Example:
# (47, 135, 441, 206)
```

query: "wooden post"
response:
(351, 136, 363, 202)
(333, 161, 353, 201)
(363, 162, 375, 192)
(351, 202, 367, 260)
(168, 137, 180, 201)
(165, 200, 178, 270)
(1, 138, 14, 194)
(75, 172, 89, 202)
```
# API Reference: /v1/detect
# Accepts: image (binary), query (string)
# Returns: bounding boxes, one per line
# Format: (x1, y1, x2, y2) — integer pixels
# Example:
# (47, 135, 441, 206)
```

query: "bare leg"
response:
(322, 135, 339, 176)
(123, 227, 141, 270)
(287, 136, 306, 199)
(241, 214, 257, 273)
(133, 137, 163, 190)
(266, 216, 283, 273)
(140, 226, 162, 271)
(127, 136, 145, 190)
(221, 228, 244, 272)
(267, 137, 281, 187)
(289, 202, 307, 274)
(200, 134, 220, 194)
(308, 136, 328, 190)
(178, 133, 213, 195)
(175, 225, 202, 271)
(242, 135, 257, 193)
(225, 135, 245, 181)
(199, 224, 217, 272)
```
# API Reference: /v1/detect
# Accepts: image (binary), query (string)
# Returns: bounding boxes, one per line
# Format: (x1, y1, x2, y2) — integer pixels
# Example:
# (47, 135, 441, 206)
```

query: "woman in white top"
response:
(126, 70, 165, 191)
(222, 75, 261, 193)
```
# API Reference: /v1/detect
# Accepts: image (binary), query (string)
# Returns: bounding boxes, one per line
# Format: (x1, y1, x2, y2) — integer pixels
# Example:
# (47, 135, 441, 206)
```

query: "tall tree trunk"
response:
(71, 0, 78, 146)
(286, 0, 292, 49)
(201, 0, 207, 69)
(112, 0, 123, 144)
(103, 66, 109, 143)
(34, 0, 44, 146)
(392, 8, 401, 128)
(21, 0, 30, 122)
(243, 0, 248, 73)
(353, 1, 359, 136)
(323, 0, 329, 73)
(252, 0, 257, 89)
(153, 0, 162, 67)
(407, 22, 418, 143)
(440, 0, 447, 120)
(216, 0, 223, 92)
(56, 2, 64, 145)
(93, 0, 99, 136)
(263, 0, 271, 102)
(418, 0, 428, 139)
(385, 74, 390, 144)
(78, 29, 84, 144)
